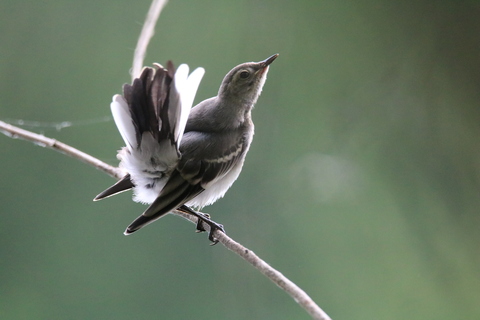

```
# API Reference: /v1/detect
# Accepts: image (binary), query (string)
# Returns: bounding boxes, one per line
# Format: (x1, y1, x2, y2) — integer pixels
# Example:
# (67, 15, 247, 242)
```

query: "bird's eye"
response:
(239, 70, 250, 79)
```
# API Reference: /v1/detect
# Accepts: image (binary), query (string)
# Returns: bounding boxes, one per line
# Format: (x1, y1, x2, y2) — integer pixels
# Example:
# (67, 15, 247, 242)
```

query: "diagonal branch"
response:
(0, 120, 123, 179)
(0, 121, 332, 320)
(174, 209, 333, 320)
(0, 1, 333, 319)
(132, 0, 169, 81)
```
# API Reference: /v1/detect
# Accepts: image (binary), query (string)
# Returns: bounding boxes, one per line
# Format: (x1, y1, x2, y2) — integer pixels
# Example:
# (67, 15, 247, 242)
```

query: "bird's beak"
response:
(260, 53, 279, 67)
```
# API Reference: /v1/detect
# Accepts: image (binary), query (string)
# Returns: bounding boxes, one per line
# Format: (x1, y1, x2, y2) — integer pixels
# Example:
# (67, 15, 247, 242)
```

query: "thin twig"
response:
(175, 210, 333, 320)
(220, 235, 330, 319)
(0, 120, 332, 320)
(132, 0, 169, 80)
(0, 120, 123, 179)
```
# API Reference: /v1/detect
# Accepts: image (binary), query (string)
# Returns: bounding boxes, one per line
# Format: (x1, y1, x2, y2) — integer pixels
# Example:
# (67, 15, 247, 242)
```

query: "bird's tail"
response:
(94, 62, 204, 201)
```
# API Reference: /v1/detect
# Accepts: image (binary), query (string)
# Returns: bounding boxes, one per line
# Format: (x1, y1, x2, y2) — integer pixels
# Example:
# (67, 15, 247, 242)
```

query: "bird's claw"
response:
(178, 205, 225, 245)
(207, 222, 225, 245)
(195, 214, 225, 245)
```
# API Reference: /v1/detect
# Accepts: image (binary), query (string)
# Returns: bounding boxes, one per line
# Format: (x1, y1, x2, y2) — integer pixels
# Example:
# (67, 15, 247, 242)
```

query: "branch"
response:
(0, 120, 123, 180)
(132, 0, 169, 80)
(0, 120, 332, 320)
(175, 210, 333, 320)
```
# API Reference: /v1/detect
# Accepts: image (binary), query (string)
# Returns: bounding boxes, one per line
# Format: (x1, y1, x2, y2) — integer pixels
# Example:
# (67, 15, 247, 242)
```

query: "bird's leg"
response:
(193, 212, 210, 232)
(178, 205, 225, 245)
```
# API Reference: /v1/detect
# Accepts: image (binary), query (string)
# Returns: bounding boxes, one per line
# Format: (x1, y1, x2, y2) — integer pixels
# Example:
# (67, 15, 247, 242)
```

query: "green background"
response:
(1, 1, 479, 319)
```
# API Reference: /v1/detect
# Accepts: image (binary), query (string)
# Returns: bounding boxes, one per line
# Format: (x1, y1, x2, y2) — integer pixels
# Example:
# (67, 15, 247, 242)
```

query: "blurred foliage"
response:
(1, 1, 479, 319)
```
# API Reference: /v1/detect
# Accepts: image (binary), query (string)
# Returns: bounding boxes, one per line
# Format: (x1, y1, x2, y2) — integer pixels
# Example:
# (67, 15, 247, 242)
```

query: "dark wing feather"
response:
(93, 174, 134, 201)
(124, 171, 204, 234)
(123, 132, 248, 234)
(179, 130, 249, 186)
(123, 65, 174, 147)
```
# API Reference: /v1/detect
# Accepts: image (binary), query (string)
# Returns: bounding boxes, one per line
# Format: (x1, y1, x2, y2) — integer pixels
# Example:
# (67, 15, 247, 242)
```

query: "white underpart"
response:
(186, 159, 244, 209)
(111, 64, 205, 204)
(257, 66, 268, 98)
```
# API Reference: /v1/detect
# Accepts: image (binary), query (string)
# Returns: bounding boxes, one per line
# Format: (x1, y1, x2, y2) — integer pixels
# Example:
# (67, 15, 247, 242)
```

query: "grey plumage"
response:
(95, 54, 278, 239)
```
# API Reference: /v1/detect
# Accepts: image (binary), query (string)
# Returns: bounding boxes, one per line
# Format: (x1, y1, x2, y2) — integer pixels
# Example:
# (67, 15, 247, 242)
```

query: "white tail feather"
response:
(111, 64, 204, 152)
(110, 94, 136, 151)
(177, 67, 205, 146)
(170, 64, 188, 144)
(172, 64, 205, 146)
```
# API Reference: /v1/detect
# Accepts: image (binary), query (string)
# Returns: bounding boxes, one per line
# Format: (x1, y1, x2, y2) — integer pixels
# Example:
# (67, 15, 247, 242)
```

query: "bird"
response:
(94, 54, 278, 243)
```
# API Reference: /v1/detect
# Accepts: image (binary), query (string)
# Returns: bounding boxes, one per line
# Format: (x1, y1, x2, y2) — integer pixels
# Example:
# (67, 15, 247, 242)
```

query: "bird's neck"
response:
(186, 96, 252, 133)
(217, 95, 253, 128)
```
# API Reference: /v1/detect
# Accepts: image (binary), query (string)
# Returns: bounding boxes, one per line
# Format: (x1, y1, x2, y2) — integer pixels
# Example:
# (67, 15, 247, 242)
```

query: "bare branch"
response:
(132, 0, 169, 80)
(1, 120, 332, 320)
(220, 236, 331, 319)
(0, 120, 123, 179)
(175, 210, 333, 320)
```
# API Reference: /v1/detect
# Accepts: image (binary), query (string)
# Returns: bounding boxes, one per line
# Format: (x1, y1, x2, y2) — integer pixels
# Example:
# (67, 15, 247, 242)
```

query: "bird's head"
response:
(218, 54, 278, 106)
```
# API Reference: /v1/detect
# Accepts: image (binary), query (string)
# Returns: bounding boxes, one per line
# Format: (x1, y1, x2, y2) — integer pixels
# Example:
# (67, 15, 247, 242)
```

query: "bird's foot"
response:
(178, 205, 226, 245)
(194, 212, 210, 232)
(200, 217, 225, 245)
